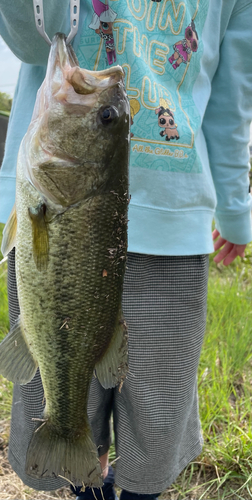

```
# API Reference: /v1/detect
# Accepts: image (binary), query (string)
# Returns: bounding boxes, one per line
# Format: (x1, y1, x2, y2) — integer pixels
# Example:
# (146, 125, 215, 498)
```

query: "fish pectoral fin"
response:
(28, 203, 49, 272)
(0, 316, 38, 384)
(1, 204, 17, 257)
(95, 313, 128, 390)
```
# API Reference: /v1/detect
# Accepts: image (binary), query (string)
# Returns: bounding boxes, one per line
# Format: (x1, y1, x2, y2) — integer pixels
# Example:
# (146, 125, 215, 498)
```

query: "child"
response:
(0, 1, 251, 499)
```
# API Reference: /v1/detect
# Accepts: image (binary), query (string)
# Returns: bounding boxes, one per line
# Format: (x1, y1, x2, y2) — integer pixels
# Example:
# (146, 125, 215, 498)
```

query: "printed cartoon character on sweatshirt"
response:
(168, 20, 198, 70)
(156, 99, 179, 141)
(130, 99, 141, 138)
(89, 0, 117, 65)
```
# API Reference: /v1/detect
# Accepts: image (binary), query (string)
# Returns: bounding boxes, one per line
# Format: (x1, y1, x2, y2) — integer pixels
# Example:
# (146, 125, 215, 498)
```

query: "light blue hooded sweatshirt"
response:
(0, 0, 252, 256)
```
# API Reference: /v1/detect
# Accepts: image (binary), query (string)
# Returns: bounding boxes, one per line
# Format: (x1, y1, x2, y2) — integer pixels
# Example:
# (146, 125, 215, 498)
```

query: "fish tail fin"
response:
(25, 420, 102, 488)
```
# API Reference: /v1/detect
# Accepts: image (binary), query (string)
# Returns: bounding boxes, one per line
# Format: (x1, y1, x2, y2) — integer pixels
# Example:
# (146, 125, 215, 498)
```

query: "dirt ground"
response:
(0, 448, 73, 500)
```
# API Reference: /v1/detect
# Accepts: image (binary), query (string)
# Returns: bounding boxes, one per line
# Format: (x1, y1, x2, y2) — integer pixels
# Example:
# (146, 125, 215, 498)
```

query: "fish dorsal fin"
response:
(0, 316, 38, 384)
(28, 203, 49, 272)
(1, 204, 17, 257)
(95, 311, 128, 390)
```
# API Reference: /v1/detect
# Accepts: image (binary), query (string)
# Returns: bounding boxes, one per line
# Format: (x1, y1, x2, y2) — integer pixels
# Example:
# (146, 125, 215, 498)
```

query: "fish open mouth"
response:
(45, 33, 125, 106)
(66, 65, 124, 95)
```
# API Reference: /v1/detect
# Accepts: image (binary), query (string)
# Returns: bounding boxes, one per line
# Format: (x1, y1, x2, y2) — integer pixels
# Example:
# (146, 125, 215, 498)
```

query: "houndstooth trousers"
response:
(7, 249, 209, 494)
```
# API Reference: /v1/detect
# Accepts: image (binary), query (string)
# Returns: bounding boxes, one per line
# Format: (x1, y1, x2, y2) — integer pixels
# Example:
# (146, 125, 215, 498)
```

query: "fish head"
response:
(25, 33, 130, 208)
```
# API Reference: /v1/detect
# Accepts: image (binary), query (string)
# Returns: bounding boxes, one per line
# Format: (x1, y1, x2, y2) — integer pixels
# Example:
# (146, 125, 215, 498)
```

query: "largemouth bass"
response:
(0, 33, 130, 487)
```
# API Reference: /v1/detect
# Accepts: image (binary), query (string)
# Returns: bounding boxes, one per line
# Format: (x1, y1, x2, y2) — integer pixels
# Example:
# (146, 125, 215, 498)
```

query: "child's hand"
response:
(212, 229, 246, 266)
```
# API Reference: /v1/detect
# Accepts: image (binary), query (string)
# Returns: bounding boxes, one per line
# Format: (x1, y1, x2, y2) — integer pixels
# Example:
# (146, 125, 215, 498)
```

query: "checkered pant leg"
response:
(88, 253, 209, 494)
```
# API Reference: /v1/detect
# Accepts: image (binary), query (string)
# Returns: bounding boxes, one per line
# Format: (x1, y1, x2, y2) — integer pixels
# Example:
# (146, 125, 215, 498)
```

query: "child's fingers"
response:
(212, 229, 220, 240)
(235, 244, 246, 258)
(213, 236, 227, 251)
(213, 241, 233, 263)
(222, 246, 239, 266)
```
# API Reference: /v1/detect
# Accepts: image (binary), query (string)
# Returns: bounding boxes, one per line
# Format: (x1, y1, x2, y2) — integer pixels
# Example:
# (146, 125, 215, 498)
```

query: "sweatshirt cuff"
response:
(214, 210, 252, 245)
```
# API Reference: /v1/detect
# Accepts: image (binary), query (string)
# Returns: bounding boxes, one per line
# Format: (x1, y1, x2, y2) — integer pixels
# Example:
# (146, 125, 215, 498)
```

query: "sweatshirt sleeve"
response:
(0, 0, 70, 65)
(202, 2, 252, 245)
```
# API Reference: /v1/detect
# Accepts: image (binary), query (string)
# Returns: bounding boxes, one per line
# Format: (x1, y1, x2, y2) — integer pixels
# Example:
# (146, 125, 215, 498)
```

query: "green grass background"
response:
(0, 222, 252, 499)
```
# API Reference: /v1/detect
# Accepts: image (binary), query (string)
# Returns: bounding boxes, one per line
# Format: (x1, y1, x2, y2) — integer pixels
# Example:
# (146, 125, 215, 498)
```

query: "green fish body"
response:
(0, 34, 130, 488)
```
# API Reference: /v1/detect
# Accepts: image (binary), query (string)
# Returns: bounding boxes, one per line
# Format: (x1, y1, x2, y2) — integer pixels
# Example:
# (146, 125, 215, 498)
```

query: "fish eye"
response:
(103, 109, 111, 120)
(99, 106, 118, 125)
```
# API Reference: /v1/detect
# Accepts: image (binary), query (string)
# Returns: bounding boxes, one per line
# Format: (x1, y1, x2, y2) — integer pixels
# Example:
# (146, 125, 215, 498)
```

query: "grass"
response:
(163, 253, 252, 499)
(0, 222, 252, 499)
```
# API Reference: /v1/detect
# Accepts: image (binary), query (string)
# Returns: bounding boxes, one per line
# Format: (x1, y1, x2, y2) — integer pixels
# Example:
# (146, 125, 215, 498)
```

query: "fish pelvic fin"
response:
(0, 316, 38, 384)
(26, 420, 103, 488)
(28, 202, 49, 272)
(95, 312, 128, 390)
(1, 204, 17, 257)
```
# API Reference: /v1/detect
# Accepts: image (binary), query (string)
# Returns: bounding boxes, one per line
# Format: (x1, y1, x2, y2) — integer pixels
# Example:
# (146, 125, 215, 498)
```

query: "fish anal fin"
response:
(0, 317, 38, 384)
(28, 202, 49, 272)
(26, 419, 102, 487)
(95, 313, 128, 390)
(1, 204, 17, 257)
